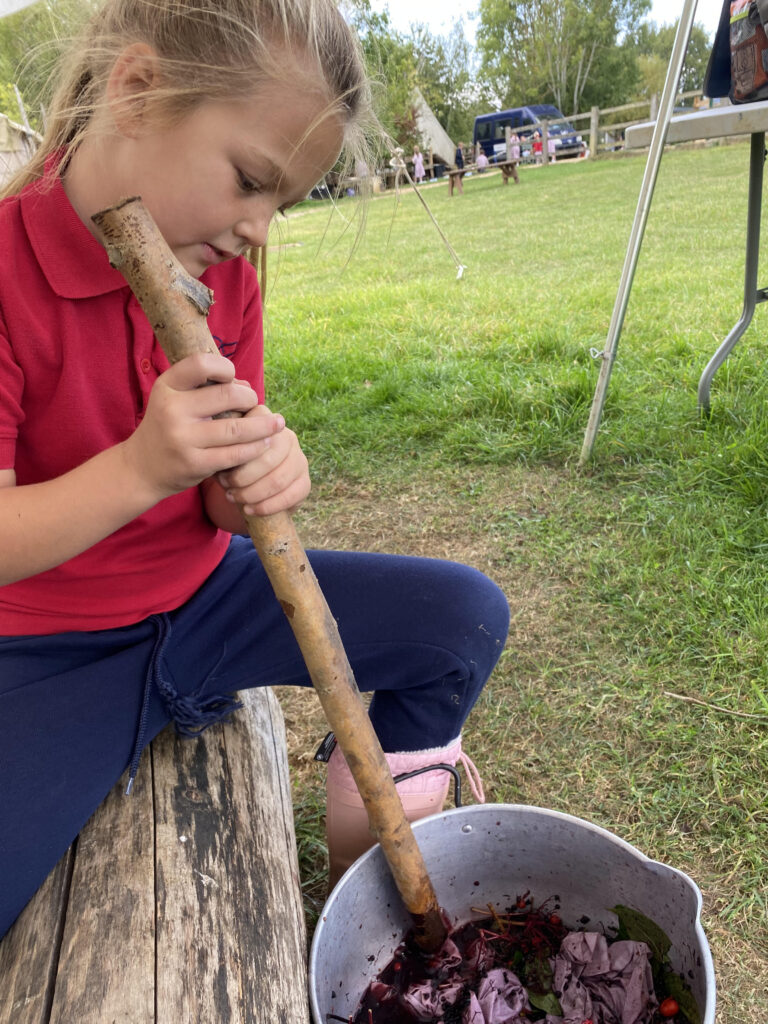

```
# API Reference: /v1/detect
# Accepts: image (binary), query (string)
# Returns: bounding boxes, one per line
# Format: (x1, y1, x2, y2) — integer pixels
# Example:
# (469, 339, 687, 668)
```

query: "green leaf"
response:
(609, 905, 672, 963)
(528, 989, 563, 1015)
(661, 971, 703, 1024)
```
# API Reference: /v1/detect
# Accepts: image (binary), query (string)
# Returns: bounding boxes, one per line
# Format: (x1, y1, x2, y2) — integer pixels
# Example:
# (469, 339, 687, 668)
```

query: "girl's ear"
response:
(106, 43, 161, 136)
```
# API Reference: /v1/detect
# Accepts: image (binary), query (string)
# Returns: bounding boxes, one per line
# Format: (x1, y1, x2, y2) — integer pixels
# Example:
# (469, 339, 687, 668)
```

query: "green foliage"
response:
(342, 0, 419, 149)
(408, 20, 477, 143)
(633, 20, 713, 99)
(342, 0, 482, 150)
(611, 904, 672, 962)
(0, 0, 96, 129)
(476, 0, 651, 114)
(0, 81, 22, 123)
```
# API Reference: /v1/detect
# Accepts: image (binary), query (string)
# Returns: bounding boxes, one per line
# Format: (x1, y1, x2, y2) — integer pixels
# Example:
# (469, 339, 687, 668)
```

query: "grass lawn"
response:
(262, 143, 767, 1022)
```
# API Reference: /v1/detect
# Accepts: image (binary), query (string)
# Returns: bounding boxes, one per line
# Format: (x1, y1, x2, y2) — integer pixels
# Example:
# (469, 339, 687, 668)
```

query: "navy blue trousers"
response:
(0, 538, 509, 938)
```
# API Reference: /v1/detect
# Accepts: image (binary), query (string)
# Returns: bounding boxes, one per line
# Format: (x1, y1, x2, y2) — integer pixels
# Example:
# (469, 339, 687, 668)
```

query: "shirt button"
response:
(140, 358, 152, 373)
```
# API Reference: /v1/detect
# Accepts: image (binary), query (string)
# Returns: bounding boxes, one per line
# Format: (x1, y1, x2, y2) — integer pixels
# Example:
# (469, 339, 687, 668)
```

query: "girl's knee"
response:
(447, 562, 510, 639)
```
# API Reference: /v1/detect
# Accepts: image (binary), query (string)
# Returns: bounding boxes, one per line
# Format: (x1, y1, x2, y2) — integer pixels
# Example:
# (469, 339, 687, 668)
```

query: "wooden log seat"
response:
(0, 687, 309, 1023)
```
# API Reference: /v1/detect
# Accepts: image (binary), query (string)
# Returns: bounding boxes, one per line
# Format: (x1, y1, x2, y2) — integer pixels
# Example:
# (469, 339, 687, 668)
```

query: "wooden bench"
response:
(0, 687, 309, 1023)
(447, 160, 520, 195)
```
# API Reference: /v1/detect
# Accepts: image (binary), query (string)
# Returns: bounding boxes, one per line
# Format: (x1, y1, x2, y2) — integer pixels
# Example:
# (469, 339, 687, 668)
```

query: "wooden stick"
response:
(92, 197, 447, 953)
(663, 690, 768, 721)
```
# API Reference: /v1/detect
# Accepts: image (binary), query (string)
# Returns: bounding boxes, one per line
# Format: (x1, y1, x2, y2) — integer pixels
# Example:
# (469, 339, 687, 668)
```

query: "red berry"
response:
(549, 914, 562, 925)
(582, 1019, 594, 1024)
(659, 997, 679, 1018)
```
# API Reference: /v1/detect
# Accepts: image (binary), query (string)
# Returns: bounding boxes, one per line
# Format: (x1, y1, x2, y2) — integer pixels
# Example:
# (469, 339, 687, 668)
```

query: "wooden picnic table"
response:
(0, 687, 309, 1023)
(447, 160, 520, 195)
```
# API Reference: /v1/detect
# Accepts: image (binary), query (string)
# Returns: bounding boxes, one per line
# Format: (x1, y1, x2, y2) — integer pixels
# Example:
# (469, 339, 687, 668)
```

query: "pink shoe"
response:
(325, 737, 484, 888)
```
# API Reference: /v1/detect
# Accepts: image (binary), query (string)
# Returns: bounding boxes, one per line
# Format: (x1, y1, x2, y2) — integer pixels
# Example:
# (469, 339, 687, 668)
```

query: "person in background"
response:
(532, 131, 544, 165)
(412, 144, 425, 183)
(454, 141, 464, 169)
(476, 149, 489, 173)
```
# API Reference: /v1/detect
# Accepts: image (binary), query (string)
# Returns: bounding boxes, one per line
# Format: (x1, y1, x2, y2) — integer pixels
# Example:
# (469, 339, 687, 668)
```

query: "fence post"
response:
(589, 106, 599, 159)
(505, 125, 511, 161)
(541, 119, 549, 165)
(650, 93, 659, 121)
(428, 147, 434, 179)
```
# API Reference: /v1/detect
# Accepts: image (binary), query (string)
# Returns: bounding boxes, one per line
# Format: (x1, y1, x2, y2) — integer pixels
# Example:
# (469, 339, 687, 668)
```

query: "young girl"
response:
(412, 144, 425, 183)
(0, 0, 510, 939)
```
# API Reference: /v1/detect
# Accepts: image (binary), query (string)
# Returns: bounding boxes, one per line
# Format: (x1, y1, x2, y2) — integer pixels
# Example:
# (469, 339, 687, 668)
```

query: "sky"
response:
(369, 0, 725, 45)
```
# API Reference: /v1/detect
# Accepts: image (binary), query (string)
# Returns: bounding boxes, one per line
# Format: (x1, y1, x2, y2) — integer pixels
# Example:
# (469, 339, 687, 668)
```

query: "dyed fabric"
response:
(546, 933, 657, 1024)
(355, 928, 658, 1024)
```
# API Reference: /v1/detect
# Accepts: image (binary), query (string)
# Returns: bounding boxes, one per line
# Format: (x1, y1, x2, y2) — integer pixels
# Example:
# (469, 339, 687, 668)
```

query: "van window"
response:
(475, 120, 491, 141)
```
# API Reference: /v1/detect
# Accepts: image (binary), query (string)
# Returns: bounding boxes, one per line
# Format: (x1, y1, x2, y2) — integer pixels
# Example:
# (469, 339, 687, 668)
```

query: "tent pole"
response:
(579, 0, 700, 466)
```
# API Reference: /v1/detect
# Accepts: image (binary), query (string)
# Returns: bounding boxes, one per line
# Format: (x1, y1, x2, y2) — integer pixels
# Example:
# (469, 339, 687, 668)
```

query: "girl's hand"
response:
(121, 352, 278, 502)
(214, 404, 310, 518)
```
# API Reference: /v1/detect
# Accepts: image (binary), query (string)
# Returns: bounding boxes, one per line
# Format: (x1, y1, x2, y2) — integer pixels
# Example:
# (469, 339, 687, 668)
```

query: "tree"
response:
(406, 20, 479, 143)
(340, 0, 421, 151)
(341, 1, 483, 152)
(476, 0, 650, 114)
(632, 20, 713, 100)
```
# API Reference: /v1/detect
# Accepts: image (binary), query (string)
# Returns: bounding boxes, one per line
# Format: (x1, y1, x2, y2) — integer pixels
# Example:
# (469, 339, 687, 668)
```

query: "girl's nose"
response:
(234, 208, 273, 249)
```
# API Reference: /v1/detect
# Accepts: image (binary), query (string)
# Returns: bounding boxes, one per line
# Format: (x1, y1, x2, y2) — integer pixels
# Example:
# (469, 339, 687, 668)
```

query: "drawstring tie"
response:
(125, 613, 243, 794)
(457, 749, 485, 803)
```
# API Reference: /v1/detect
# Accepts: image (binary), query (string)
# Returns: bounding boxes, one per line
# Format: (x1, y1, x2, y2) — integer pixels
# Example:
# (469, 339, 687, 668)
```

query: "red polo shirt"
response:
(0, 175, 264, 635)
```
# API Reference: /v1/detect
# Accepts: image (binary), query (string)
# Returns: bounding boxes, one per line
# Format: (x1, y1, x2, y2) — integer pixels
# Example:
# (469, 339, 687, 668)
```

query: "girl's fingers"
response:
(185, 381, 262, 419)
(162, 351, 236, 389)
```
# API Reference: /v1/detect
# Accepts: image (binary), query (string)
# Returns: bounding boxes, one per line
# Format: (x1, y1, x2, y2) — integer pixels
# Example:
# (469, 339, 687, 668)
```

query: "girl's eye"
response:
(237, 170, 263, 194)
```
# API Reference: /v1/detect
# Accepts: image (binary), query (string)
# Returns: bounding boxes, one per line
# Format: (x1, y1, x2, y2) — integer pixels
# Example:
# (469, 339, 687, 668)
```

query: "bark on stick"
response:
(92, 196, 447, 953)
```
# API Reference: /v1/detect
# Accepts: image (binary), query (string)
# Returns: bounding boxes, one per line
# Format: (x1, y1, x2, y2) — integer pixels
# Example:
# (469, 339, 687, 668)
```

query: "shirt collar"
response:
(20, 165, 129, 300)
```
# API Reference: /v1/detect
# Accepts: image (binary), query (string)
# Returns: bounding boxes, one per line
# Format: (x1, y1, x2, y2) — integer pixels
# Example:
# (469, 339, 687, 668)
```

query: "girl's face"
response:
(75, 74, 344, 278)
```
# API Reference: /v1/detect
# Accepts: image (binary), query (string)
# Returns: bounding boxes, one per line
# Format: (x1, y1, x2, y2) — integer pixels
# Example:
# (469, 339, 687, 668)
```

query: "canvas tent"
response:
(412, 87, 455, 167)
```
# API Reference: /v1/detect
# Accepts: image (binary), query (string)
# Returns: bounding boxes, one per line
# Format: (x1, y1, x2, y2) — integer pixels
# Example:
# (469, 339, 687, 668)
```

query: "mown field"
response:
(261, 142, 767, 1022)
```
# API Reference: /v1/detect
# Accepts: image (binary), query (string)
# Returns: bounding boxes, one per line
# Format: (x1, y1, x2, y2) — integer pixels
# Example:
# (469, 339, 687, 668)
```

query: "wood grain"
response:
(0, 847, 74, 1024)
(48, 751, 155, 1024)
(154, 688, 308, 1023)
(0, 689, 307, 1022)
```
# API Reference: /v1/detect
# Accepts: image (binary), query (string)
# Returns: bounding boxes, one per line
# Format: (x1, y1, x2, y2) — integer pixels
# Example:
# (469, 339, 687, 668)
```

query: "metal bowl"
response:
(309, 804, 715, 1023)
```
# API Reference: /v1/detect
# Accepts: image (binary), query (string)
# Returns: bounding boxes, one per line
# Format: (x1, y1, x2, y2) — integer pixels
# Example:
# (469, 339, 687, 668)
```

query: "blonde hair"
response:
(2, 0, 374, 198)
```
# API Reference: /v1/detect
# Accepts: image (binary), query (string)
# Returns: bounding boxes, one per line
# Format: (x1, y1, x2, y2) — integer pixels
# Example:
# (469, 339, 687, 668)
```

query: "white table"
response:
(626, 101, 768, 412)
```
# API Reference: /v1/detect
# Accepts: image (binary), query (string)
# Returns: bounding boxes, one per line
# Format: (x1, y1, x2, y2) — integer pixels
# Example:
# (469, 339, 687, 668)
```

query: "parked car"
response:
(473, 104, 585, 162)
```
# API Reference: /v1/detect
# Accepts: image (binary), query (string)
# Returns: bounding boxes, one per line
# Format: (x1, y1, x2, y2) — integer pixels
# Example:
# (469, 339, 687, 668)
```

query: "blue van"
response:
(473, 104, 585, 162)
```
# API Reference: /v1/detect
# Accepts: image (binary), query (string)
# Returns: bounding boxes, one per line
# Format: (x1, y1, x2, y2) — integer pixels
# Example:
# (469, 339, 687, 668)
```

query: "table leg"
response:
(698, 131, 767, 413)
